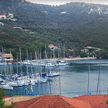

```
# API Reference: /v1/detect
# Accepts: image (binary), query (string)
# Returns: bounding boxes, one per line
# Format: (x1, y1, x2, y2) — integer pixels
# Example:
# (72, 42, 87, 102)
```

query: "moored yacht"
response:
(0, 81, 13, 90)
(55, 60, 68, 66)
(47, 71, 60, 77)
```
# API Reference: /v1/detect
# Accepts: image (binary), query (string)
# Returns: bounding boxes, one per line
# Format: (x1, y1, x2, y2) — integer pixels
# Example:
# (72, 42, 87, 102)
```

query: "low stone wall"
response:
(4, 96, 37, 105)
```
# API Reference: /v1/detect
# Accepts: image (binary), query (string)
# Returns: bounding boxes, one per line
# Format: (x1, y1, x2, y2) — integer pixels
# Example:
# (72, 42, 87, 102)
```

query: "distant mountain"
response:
(0, 1, 108, 58)
(0, 0, 25, 3)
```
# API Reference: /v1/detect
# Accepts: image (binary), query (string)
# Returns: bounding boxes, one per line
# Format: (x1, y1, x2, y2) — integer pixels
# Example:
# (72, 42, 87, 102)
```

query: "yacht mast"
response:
(19, 47, 22, 74)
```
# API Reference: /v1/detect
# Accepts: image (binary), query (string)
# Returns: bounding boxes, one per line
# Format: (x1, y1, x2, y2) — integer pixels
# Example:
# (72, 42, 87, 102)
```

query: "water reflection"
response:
(1, 59, 108, 97)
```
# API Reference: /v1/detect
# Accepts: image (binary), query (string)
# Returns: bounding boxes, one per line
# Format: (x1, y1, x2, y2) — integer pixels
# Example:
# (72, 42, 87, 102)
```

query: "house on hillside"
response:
(13, 26, 22, 30)
(48, 44, 58, 58)
(7, 13, 14, 19)
(81, 48, 89, 53)
(81, 46, 102, 58)
(83, 46, 101, 52)
(0, 15, 7, 20)
(48, 44, 58, 50)
(7, 13, 17, 21)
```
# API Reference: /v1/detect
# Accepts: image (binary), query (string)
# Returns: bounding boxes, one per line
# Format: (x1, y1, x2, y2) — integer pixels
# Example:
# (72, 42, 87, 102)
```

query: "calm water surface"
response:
(1, 59, 108, 97)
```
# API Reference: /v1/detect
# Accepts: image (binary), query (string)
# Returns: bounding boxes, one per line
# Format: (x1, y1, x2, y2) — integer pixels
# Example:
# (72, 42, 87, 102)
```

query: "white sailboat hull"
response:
(47, 72, 60, 77)
(0, 84, 13, 90)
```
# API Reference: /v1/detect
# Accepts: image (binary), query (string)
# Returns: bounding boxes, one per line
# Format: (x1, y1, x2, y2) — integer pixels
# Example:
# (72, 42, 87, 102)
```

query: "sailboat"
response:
(0, 64, 14, 90)
(55, 60, 68, 66)
(16, 48, 29, 86)
(0, 83, 13, 90)
(47, 65, 60, 77)
(29, 52, 36, 85)
(47, 71, 60, 77)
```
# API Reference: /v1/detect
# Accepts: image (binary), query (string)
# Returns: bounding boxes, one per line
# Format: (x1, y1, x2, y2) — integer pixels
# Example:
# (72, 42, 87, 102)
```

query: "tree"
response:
(0, 88, 5, 108)
(106, 100, 108, 108)
(0, 88, 12, 108)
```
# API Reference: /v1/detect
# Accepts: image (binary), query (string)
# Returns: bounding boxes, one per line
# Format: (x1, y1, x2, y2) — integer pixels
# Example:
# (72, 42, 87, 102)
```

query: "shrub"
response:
(0, 88, 13, 108)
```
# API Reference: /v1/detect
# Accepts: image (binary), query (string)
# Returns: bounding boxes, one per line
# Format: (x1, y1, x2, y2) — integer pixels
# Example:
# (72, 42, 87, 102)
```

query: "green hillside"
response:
(0, 0, 108, 58)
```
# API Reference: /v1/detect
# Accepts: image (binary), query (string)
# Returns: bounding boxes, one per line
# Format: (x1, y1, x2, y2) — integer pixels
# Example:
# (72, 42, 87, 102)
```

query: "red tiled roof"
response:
(13, 97, 41, 108)
(13, 95, 92, 108)
(13, 95, 108, 108)
(74, 95, 108, 108)
(62, 96, 92, 108)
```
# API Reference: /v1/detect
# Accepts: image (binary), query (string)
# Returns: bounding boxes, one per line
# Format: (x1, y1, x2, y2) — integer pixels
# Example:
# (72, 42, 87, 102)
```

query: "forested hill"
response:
(0, 0, 108, 58)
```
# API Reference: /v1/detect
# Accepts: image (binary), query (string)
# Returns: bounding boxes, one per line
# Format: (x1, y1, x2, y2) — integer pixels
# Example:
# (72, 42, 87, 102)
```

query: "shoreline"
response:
(64, 57, 97, 61)
(32, 57, 97, 62)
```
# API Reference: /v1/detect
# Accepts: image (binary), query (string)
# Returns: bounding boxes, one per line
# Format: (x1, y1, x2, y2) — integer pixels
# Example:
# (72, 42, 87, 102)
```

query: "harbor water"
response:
(1, 59, 108, 97)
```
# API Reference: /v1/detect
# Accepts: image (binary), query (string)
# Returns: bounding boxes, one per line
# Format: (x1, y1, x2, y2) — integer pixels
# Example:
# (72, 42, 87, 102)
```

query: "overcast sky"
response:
(26, 0, 108, 5)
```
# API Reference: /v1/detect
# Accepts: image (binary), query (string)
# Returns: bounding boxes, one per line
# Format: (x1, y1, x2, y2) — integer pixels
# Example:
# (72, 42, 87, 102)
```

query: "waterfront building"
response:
(3, 53, 13, 62)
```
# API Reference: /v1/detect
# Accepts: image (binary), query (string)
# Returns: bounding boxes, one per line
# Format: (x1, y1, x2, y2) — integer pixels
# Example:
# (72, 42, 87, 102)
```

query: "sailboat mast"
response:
(58, 47, 60, 58)
(26, 48, 29, 75)
(30, 52, 33, 74)
(96, 64, 101, 94)
(37, 48, 39, 59)
(87, 64, 90, 94)
(2, 47, 5, 62)
(53, 49, 55, 59)
(40, 48, 41, 59)
(16, 55, 19, 75)
(59, 67, 61, 95)
(35, 50, 37, 60)
(26, 48, 29, 60)
(19, 48, 22, 73)
(45, 44, 48, 59)
(19, 48, 22, 62)
(63, 44, 65, 58)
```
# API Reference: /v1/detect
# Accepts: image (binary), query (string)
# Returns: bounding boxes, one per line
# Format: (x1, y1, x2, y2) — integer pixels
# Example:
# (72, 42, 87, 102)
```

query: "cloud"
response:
(26, 0, 108, 6)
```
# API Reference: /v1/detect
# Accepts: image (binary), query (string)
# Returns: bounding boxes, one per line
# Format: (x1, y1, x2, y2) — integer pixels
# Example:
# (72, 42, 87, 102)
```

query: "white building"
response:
(2, 53, 13, 62)
(7, 13, 14, 19)
(0, 15, 7, 20)
(48, 44, 58, 50)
